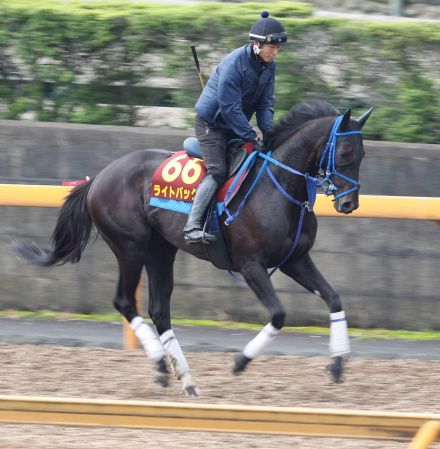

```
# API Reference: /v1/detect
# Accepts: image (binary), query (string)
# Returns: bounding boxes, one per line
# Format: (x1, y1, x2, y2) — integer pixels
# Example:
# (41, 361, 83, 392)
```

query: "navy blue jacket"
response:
(195, 44, 276, 141)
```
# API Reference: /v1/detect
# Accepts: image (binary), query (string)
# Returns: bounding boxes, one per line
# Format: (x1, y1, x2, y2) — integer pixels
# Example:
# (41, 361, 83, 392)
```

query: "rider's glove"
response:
(252, 139, 267, 153)
(262, 127, 275, 143)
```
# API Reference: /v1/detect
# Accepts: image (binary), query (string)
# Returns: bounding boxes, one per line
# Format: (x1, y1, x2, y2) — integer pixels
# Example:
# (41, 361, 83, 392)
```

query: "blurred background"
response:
(0, 0, 439, 330)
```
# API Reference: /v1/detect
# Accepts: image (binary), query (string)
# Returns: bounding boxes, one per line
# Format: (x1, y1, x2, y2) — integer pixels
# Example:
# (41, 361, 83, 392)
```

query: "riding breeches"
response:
(194, 114, 234, 184)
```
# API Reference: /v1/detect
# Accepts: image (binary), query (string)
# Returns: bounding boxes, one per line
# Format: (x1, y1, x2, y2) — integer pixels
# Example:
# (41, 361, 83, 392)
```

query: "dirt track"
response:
(0, 343, 439, 449)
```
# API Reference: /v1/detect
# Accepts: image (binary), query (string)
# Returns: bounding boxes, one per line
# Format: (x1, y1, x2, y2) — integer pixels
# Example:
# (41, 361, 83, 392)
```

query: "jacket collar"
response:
(246, 44, 268, 70)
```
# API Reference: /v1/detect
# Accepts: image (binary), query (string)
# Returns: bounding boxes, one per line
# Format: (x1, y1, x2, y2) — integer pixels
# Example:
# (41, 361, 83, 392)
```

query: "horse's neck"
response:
(272, 120, 327, 194)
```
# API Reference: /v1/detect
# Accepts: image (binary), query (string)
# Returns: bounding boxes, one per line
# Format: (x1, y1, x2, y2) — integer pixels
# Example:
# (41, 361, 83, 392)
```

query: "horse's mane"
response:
(265, 100, 341, 149)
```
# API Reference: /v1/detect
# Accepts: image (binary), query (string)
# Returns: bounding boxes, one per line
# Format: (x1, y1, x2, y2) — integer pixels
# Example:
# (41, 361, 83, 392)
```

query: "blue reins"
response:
(224, 115, 362, 280)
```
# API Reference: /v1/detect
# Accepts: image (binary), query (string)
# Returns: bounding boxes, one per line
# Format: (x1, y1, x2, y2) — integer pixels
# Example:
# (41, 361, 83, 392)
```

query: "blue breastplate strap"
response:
(224, 149, 321, 280)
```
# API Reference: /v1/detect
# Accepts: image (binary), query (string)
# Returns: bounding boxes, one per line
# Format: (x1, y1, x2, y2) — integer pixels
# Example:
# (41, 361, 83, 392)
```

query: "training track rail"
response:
(1, 184, 440, 219)
(0, 395, 438, 443)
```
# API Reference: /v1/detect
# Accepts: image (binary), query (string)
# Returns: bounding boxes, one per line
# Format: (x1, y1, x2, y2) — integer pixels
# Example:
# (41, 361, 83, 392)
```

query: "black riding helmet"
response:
(249, 11, 288, 46)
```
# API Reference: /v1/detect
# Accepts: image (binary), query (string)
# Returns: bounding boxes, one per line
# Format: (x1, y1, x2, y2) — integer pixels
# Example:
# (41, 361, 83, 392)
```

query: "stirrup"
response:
(183, 228, 216, 244)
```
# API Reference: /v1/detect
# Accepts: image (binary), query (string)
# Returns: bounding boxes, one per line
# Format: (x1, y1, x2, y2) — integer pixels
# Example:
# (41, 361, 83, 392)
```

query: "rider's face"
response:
(258, 44, 282, 63)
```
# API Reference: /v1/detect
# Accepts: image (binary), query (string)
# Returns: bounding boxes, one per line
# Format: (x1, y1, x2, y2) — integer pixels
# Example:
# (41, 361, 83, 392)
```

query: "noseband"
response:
(318, 115, 362, 201)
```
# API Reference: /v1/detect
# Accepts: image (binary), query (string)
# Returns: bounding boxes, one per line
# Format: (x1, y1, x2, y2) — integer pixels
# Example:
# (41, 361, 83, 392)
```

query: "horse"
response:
(11, 101, 373, 397)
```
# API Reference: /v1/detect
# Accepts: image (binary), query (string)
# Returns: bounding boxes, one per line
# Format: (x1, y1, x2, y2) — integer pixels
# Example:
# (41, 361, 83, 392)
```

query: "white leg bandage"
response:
(329, 311, 350, 356)
(130, 316, 165, 362)
(160, 329, 189, 376)
(243, 323, 280, 359)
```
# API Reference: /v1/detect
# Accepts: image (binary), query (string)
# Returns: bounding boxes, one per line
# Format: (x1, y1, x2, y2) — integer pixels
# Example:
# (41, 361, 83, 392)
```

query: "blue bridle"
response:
(223, 115, 362, 280)
(318, 114, 362, 200)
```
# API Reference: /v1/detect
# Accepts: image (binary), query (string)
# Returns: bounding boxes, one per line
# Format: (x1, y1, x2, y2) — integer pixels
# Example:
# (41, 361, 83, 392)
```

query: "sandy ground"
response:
(0, 343, 439, 449)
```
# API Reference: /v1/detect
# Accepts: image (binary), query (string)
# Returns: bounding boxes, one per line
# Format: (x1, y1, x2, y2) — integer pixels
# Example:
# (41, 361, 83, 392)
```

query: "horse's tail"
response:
(11, 180, 94, 266)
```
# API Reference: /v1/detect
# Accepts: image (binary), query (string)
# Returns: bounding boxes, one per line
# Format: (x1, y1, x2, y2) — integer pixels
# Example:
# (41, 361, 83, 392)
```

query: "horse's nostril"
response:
(340, 201, 354, 213)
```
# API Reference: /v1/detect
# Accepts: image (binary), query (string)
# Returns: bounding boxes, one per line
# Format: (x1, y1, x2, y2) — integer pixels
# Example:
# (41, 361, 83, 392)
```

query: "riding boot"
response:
(183, 174, 219, 244)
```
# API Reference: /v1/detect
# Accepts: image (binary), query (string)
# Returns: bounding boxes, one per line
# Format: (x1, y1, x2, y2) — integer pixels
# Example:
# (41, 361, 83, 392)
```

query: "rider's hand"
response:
(253, 139, 267, 153)
(262, 127, 275, 143)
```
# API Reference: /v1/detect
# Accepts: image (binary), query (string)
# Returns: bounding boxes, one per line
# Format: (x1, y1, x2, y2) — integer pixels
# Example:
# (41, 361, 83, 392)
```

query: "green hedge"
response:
(0, 0, 439, 143)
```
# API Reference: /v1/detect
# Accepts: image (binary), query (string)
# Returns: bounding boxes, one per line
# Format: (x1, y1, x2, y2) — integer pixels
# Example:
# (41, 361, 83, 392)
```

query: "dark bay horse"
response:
(11, 101, 373, 397)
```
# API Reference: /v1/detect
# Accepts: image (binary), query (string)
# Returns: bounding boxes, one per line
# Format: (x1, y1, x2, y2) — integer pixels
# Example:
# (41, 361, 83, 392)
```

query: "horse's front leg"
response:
(280, 252, 350, 383)
(233, 261, 286, 374)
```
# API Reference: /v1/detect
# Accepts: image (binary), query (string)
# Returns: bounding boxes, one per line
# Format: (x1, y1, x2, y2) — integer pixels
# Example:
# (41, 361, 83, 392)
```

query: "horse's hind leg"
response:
(107, 238, 169, 387)
(280, 252, 350, 383)
(232, 261, 286, 374)
(145, 232, 199, 398)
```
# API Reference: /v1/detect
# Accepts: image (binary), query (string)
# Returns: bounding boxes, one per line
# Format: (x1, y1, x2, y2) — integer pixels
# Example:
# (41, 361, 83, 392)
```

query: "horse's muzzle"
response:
(336, 198, 358, 214)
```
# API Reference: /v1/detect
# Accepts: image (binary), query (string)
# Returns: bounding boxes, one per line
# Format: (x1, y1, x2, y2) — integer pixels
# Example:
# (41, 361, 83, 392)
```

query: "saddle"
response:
(183, 137, 249, 179)
(149, 138, 255, 270)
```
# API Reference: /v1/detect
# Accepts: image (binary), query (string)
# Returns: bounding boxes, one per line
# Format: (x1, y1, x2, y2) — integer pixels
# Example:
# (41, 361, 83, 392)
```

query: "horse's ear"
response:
(339, 108, 351, 132)
(357, 106, 374, 129)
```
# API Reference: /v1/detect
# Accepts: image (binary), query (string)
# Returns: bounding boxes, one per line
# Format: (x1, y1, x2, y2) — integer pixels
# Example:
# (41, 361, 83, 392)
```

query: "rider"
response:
(183, 11, 288, 244)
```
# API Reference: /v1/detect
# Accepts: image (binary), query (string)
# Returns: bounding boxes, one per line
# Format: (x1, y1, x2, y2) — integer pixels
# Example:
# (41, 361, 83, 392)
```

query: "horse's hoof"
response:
(232, 353, 252, 375)
(154, 357, 170, 388)
(327, 356, 344, 383)
(183, 385, 200, 398)
(180, 372, 200, 398)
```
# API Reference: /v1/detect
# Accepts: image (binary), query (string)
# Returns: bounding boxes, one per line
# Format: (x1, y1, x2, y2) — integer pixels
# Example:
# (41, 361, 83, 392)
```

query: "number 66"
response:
(162, 154, 203, 185)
